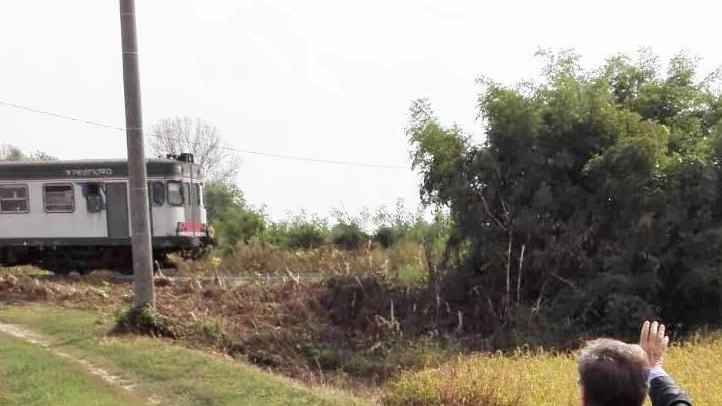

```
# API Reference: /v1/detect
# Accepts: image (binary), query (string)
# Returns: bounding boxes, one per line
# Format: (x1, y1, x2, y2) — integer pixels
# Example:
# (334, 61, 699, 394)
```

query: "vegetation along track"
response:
(0, 321, 160, 405)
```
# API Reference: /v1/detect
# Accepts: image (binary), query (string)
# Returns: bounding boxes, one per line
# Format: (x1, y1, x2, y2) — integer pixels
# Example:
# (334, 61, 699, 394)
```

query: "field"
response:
(1, 269, 719, 406)
(0, 332, 145, 406)
(0, 305, 368, 406)
(384, 338, 722, 406)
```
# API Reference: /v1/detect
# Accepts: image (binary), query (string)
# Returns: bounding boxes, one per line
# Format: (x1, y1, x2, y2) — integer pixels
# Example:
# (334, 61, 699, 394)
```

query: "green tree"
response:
(330, 222, 367, 249)
(409, 49, 722, 337)
(0, 144, 56, 161)
(266, 212, 330, 250)
(204, 182, 265, 252)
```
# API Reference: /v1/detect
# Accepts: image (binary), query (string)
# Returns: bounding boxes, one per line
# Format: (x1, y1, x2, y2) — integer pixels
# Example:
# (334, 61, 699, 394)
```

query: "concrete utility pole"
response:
(119, 0, 155, 308)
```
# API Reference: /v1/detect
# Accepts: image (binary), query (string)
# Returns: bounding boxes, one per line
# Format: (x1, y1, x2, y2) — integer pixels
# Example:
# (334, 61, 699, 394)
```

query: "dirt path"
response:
(0, 322, 159, 405)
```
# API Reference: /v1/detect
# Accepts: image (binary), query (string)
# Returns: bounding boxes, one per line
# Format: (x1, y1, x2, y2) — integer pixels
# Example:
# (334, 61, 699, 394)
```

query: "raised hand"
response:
(639, 320, 669, 369)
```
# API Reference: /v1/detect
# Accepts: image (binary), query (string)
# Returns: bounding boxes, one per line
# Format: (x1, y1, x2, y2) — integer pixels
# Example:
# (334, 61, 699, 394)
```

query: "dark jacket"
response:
(650, 375, 692, 406)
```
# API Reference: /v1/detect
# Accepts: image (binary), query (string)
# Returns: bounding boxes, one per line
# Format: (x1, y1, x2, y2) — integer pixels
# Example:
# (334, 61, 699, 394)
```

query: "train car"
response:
(0, 153, 214, 273)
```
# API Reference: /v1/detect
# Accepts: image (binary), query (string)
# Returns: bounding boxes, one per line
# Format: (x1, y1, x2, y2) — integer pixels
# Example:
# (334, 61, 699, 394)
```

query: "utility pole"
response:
(119, 0, 154, 308)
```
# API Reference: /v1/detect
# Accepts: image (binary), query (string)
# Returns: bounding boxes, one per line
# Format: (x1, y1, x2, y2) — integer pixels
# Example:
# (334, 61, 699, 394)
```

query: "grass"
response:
(5, 274, 719, 406)
(0, 333, 144, 406)
(187, 241, 428, 283)
(382, 340, 722, 406)
(0, 265, 50, 277)
(0, 305, 371, 406)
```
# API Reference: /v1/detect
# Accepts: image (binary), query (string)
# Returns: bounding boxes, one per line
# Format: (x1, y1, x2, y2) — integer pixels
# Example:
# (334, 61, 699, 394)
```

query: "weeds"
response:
(383, 352, 575, 406)
(113, 304, 177, 338)
(187, 315, 230, 347)
(383, 337, 722, 406)
(201, 242, 430, 289)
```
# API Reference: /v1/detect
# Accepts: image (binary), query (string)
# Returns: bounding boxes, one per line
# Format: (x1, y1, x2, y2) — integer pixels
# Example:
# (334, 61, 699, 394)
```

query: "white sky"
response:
(1, 0, 720, 220)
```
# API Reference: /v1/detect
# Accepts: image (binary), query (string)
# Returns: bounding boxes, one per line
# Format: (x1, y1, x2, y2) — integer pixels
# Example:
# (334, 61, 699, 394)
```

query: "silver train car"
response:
(0, 153, 214, 273)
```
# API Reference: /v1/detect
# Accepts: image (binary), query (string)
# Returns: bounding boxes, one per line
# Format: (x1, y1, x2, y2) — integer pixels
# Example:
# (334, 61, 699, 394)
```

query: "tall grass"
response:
(383, 339, 722, 406)
(181, 241, 429, 286)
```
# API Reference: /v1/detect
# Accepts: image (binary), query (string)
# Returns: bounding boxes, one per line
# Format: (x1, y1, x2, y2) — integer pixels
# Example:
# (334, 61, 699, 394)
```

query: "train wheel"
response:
(43, 251, 71, 275)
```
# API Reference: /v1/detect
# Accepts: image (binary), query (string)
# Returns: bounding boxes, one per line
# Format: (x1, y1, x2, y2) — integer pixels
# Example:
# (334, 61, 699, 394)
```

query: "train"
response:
(0, 153, 214, 274)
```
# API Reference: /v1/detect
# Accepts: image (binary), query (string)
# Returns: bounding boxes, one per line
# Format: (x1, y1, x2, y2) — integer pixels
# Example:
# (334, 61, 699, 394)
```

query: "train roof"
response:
(0, 157, 188, 166)
(0, 157, 203, 181)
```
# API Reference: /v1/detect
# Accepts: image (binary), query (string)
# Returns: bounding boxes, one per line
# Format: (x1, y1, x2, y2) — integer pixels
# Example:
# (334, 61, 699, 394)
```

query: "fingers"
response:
(650, 321, 659, 341)
(640, 320, 668, 344)
(640, 320, 650, 344)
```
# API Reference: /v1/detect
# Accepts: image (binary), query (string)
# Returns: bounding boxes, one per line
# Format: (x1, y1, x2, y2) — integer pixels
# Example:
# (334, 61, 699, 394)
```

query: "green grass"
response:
(0, 333, 144, 406)
(0, 305, 370, 406)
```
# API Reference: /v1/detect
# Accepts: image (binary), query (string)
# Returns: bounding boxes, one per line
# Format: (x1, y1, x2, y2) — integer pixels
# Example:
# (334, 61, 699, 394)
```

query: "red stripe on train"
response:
(176, 222, 205, 233)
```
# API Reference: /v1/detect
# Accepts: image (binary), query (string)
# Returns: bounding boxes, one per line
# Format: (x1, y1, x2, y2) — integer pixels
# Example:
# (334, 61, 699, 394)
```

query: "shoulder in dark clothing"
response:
(650, 375, 692, 406)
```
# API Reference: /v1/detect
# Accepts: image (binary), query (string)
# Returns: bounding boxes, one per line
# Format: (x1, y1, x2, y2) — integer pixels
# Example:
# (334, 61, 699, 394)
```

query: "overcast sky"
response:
(1, 0, 720, 220)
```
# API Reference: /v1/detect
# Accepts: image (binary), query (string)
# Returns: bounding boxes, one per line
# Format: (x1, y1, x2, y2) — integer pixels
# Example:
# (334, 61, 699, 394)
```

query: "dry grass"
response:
(0, 272, 124, 306)
(382, 339, 722, 406)
(176, 242, 428, 284)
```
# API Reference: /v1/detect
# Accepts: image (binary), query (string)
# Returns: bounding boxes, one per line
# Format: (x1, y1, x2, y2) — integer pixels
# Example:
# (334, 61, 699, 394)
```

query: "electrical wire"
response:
(0, 100, 126, 131)
(0, 100, 410, 170)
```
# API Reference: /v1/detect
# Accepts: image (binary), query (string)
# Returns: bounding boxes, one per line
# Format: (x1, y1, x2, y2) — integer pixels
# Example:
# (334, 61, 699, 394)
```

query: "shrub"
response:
(331, 223, 368, 249)
(188, 316, 230, 347)
(113, 304, 177, 338)
(286, 224, 326, 249)
(374, 226, 400, 248)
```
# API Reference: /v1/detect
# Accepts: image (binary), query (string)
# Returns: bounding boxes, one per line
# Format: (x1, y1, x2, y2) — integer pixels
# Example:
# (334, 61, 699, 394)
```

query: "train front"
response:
(149, 153, 215, 260)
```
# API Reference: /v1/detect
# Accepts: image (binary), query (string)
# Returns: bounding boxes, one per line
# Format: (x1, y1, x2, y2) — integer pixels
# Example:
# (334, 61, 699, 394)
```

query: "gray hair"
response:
(578, 338, 649, 406)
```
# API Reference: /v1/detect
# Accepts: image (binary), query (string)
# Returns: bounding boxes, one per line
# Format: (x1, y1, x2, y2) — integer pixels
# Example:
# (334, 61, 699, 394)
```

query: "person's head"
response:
(577, 338, 650, 406)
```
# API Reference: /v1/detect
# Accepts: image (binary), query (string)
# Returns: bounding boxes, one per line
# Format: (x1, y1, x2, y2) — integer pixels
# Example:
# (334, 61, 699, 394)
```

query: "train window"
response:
(86, 184, 103, 213)
(0, 184, 29, 214)
(152, 182, 165, 205)
(195, 184, 202, 206)
(167, 181, 183, 206)
(44, 184, 74, 213)
(183, 183, 191, 206)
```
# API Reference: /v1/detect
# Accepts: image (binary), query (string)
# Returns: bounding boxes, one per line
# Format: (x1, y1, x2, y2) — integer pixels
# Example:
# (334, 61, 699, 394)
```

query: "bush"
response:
(188, 316, 230, 347)
(259, 213, 330, 250)
(113, 304, 177, 338)
(204, 182, 266, 253)
(286, 223, 327, 250)
(212, 207, 265, 253)
(374, 226, 400, 248)
(331, 223, 368, 249)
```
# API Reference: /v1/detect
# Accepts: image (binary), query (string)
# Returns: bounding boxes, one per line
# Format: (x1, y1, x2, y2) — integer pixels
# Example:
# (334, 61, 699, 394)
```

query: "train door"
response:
(183, 181, 202, 234)
(105, 183, 130, 238)
(147, 182, 155, 236)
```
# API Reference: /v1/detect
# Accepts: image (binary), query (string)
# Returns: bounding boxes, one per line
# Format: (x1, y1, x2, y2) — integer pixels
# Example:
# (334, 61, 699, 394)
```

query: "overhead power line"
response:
(215, 145, 408, 169)
(0, 100, 126, 131)
(0, 100, 409, 170)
